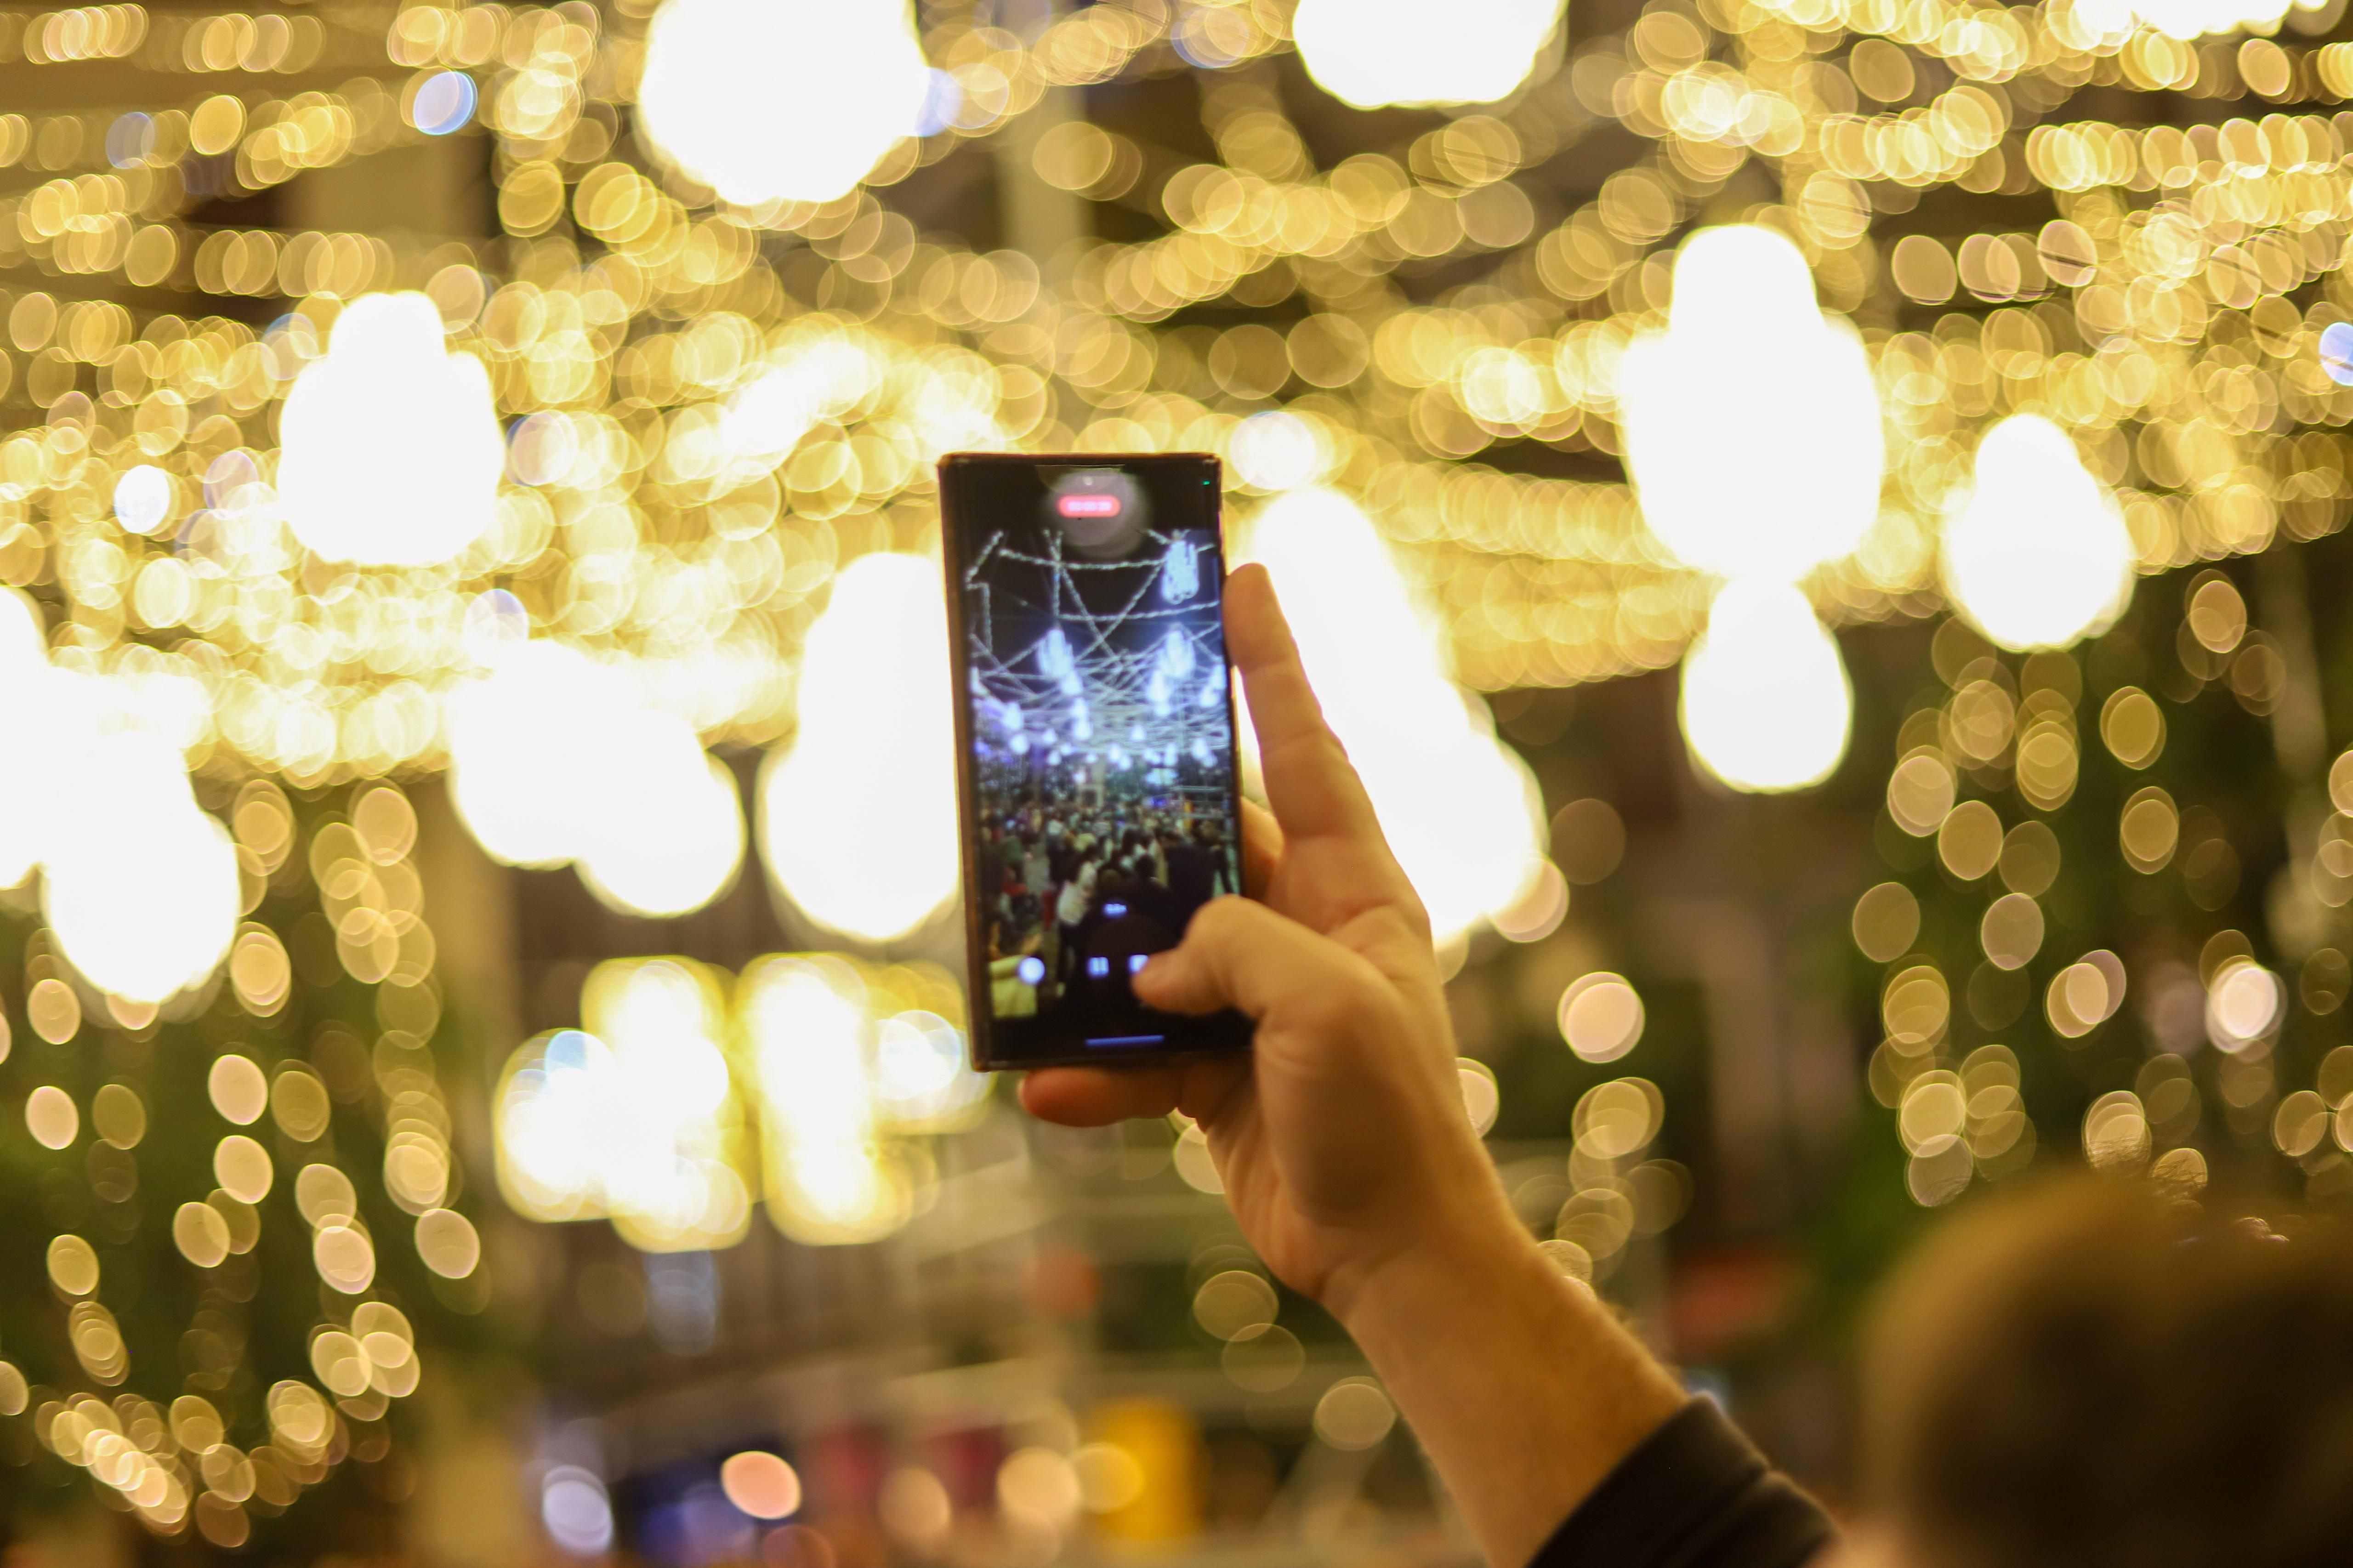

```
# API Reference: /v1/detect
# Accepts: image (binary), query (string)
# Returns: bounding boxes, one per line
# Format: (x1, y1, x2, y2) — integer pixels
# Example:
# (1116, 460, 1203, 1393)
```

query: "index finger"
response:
(1241, 796, 1279, 898)
(1019, 1056, 1250, 1129)
(1020, 1064, 1184, 1126)
(1222, 564, 1387, 853)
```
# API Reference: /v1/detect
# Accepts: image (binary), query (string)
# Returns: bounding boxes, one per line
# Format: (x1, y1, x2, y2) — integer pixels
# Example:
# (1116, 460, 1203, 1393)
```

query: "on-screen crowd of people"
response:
(977, 783, 1240, 1017)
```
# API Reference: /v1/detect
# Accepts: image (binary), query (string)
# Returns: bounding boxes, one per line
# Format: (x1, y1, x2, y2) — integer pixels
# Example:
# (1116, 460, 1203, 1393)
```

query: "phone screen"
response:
(940, 453, 1252, 1069)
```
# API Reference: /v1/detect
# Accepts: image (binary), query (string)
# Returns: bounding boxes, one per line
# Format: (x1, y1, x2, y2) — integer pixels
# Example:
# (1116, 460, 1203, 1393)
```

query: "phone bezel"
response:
(938, 451, 1255, 1071)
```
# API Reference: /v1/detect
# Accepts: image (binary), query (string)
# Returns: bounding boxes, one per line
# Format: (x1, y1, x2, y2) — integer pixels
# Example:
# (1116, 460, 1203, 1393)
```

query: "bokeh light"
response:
(1623, 226, 1883, 583)
(26, 1086, 77, 1150)
(1943, 416, 2136, 652)
(449, 642, 745, 917)
(720, 1452, 802, 1520)
(739, 954, 910, 1246)
(409, 69, 477, 136)
(1242, 487, 1545, 944)
(208, 1055, 268, 1125)
(1679, 580, 1853, 793)
(449, 641, 627, 869)
(1624, 227, 1874, 795)
(1314, 1379, 1398, 1450)
(637, 0, 931, 206)
(1492, 858, 1569, 942)
(574, 713, 746, 920)
(1193, 1270, 1277, 1340)
(494, 961, 753, 1253)
(2128, 0, 2325, 38)
(1293, 0, 1565, 108)
(494, 950, 974, 1253)
(543, 1467, 615, 1557)
(2208, 957, 2285, 1051)
(2047, 950, 2128, 1037)
(762, 554, 959, 943)
(1071, 1443, 1147, 1512)
(278, 291, 505, 567)
(41, 728, 239, 1005)
(0, 592, 51, 890)
(1458, 1058, 1501, 1134)
(111, 465, 173, 535)
(1558, 973, 1646, 1063)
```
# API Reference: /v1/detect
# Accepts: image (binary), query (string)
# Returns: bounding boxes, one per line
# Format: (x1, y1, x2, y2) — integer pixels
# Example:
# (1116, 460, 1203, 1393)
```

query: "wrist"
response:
(1321, 1195, 1535, 1341)
(1320, 1193, 1687, 1568)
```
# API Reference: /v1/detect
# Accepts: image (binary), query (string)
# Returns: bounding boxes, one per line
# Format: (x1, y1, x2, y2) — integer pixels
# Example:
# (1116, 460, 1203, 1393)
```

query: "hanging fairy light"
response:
(1160, 534, 1201, 603)
(761, 554, 959, 944)
(1622, 226, 1881, 794)
(636, 0, 933, 206)
(1145, 629, 1198, 718)
(277, 291, 504, 568)
(1242, 488, 1546, 946)
(1292, 0, 1565, 108)
(1942, 415, 2136, 653)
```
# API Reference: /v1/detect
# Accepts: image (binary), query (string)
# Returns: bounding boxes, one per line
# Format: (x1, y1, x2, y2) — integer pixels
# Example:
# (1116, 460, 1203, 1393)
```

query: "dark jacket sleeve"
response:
(1526, 1399, 1838, 1568)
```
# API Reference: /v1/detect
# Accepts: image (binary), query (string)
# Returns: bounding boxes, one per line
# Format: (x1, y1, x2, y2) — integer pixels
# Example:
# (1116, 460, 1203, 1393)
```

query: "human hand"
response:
(1019, 564, 1519, 1318)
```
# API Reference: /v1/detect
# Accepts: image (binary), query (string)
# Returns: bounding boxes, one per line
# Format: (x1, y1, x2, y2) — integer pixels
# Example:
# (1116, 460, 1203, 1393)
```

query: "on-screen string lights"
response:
(962, 527, 1232, 793)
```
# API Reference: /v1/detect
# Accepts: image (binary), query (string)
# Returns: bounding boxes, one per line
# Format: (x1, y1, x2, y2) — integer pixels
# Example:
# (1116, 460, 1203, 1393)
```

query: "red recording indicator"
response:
(1056, 494, 1123, 518)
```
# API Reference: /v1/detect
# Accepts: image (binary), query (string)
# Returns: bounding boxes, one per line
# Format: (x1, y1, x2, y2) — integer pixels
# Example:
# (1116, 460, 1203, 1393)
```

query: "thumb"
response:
(1136, 895, 1374, 1021)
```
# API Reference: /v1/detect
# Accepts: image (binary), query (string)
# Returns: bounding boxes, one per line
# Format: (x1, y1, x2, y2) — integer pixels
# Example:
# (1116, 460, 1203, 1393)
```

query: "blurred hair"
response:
(1864, 1176, 2353, 1568)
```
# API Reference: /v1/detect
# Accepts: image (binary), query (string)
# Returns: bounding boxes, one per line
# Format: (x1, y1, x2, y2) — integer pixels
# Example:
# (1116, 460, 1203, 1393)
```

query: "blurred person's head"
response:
(1857, 1176, 2353, 1568)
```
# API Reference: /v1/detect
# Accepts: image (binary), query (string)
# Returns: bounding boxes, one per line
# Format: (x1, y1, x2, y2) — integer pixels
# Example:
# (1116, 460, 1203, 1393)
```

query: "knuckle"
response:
(1260, 730, 1339, 776)
(1298, 994, 1360, 1044)
(1188, 894, 1253, 942)
(1299, 953, 1386, 1039)
(1380, 897, 1433, 945)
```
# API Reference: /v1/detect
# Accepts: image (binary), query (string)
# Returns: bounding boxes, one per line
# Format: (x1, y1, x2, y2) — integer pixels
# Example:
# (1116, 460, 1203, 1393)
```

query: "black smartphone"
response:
(939, 452, 1255, 1071)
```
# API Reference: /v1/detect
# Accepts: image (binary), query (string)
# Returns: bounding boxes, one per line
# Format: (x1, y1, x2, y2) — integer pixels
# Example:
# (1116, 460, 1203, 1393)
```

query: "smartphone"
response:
(939, 452, 1255, 1070)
